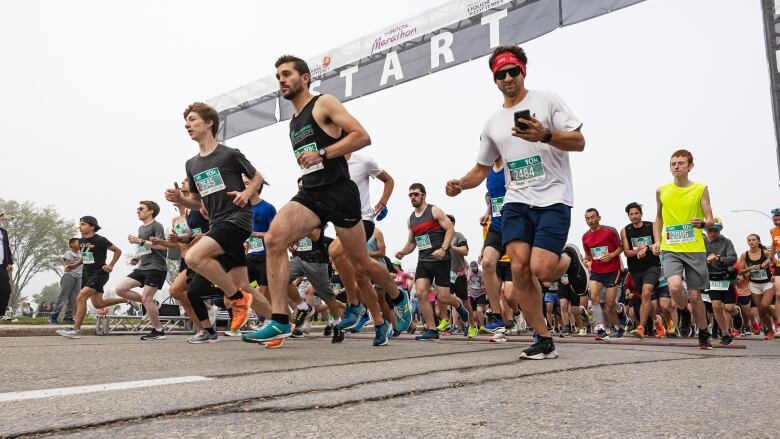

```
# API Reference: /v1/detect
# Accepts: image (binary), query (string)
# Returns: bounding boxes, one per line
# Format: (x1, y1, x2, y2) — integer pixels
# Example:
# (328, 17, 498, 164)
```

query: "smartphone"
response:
(514, 110, 531, 130)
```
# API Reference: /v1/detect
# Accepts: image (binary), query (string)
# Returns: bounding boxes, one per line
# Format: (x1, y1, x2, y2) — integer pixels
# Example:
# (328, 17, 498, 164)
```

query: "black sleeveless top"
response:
(624, 221, 659, 272)
(289, 94, 350, 189)
(745, 250, 771, 283)
(409, 204, 449, 262)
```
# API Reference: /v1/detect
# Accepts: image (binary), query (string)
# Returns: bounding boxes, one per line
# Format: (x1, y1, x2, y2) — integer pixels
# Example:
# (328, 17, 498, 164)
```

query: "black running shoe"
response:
(323, 323, 333, 337)
(719, 334, 733, 346)
(332, 325, 345, 343)
(140, 329, 166, 340)
(519, 337, 558, 360)
(293, 305, 311, 329)
(698, 330, 713, 350)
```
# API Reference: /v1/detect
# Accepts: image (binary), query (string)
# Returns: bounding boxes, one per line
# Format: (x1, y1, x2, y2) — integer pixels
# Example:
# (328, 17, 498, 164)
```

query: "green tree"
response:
(0, 199, 76, 311)
(32, 282, 60, 307)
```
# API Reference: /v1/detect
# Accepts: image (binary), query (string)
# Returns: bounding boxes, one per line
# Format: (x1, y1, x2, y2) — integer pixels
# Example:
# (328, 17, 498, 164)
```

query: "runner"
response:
(57, 216, 127, 338)
(466, 261, 486, 338)
(582, 208, 624, 340)
(652, 149, 715, 349)
(738, 234, 776, 340)
(245, 175, 275, 308)
(447, 215, 472, 332)
(243, 55, 400, 346)
(49, 238, 82, 325)
(621, 202, 662, 339)
(115, 201, 169, 340)
(769, 208, 780, 326)
(164, 102, 269, 343)
(446, 44, 586, 359)
(395, 183, 468, 341)
(703, 217, 738, 345)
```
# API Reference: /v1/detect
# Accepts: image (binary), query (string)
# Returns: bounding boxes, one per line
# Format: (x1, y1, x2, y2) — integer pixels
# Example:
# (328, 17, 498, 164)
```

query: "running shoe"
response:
(391, 329, 401, 338)
(229, 291, 252, 331)
(56, 328, 81, 339)
(293, 305, 312, 329)
(489, 327, 507, 342)
(207, 305, 219, 328)
(630, 325, 645, 339)
(224, 329, 242, 337)
(577, 328, 586, 336)
(667, 319, 676, 335)
(436, 319, 452, 332)
(140, 329, 166, 340)
(187, 331, 218, 344)
(264, 338, 286, 349)
(752, 320, 761, 335)
(415, 328, 440, 341)
(332, 325, 345, 343)
(48, 313, 59, 325)
(339, 303, 367, 330)
(505, 321, 519, 336)
(595, 328, 609, 341)
(393, 290, 413, 332)
(302, 321, 312, 334)
(479, 325, 492, 335)
(323, 323, 333, 337)
(351, 313, 372, 333)
(519, 337, 558, 360)
(764, 330, 776, 341)
(241, 320, 291, 343)
(467, 325, 478, 338)
(62, 318, 75, 324)
(559, 329, 571, 338)
(653, 316, 666, 338)
(291, 328, 305, 338)
(698, 331, 713, 350)
(484, 320, 506, 333)
(728, 328, 740, 338)
(615, 327, 625, 338)
(373, 320, 391, 346)
(720, 334, 733, 346)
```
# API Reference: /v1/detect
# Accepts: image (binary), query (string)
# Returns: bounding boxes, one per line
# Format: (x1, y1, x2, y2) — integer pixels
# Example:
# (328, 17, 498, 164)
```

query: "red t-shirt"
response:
(582, 226, 622, 274)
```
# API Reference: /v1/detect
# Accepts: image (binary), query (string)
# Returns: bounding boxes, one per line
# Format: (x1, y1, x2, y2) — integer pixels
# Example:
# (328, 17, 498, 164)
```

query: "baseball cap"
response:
(710, 216, 723, 231)
(772, 208, 780, 217)
(469, 261, 478, 268)
(80, 215, 102, 231)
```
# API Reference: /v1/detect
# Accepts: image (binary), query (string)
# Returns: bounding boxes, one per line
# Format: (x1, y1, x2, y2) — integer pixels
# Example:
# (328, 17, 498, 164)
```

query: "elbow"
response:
(360, 130, 371, 148)
(574, 138, 585, 152)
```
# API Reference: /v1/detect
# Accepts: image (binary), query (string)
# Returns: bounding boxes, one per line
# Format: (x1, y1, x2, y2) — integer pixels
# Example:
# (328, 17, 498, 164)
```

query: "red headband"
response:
(490, 51, 526, 77)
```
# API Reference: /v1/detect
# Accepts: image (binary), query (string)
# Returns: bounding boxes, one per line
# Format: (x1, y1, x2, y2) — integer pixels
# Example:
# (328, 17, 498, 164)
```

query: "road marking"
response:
(0, 376, 212, 402)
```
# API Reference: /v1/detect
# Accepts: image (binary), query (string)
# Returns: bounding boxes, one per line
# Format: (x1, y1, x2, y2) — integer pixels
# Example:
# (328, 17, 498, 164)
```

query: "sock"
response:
(272, 313, 289, 325)
(391, 293, 404, 306)
(228, 291, 243, 301)
(333, 318, 341, 325)
(297, 302, 309, 311)
(204, 327, 216, 335)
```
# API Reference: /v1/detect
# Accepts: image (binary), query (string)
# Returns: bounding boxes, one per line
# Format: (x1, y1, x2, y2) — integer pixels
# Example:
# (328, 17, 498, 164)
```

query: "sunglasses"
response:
(136, 207, 147, 212)
(493, 66, 522, 81)
(408, 192, 424, 198)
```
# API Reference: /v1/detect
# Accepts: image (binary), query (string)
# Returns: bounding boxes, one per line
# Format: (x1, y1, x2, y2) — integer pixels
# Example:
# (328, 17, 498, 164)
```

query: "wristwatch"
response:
(540, 129, 553, 143)
(318, 148, 327, 158)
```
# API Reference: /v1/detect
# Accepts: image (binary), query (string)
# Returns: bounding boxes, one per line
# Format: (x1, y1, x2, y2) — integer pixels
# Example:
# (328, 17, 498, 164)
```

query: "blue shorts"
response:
(543, 292, 560, 305)
(590, 271, 621, 288)
(501, 203, 571, 254)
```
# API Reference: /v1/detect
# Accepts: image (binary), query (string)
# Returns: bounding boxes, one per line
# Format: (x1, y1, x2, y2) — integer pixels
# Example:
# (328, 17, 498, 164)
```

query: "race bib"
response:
(247, 237, 264, 253)
(665, 224, 696, 244)
(709, 280, 730, 291)
(450, 271, 457, 283)
(294, 143, 324, 175)
(332, 282, 342, 291)
(701, 293, 711, 303)
(297, 237, 313, 252)
(752, 268, 769, 281)
(137, 244, 152, 256)
(561, 274, 569, 283)
(81, 251, 95, 264)
(631, 236, 653, 248)
(658, 276, 668, 288)
(192, 228, 203, 236)
(591, 246, 609, 260)
(490, 197, 504, 217)
(507, 155, 546, 188)
(193, 167, 226, 197)
(415, 234, 432, 250)
(174, 223, 187, 235)
(470, 279, 482, 289)
(548, 282, 559, 291)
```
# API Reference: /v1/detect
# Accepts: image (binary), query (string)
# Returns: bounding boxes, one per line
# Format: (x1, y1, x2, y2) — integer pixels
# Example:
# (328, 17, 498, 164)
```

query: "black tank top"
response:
(409, 204, 449, 262)
(745, 250, 771, 283)
(624, 221, 659, 272)
(289, 95, 350, 188)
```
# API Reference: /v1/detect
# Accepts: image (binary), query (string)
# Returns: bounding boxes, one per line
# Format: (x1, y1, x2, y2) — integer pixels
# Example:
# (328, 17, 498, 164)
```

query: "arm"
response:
(604, 229, 624, 261)
(446, 163, 490, 197)
(374, 171, 394, 214)
(318, 95, 371, 158)
(104, 245, 122, 272)
(512, 119, 585, 152)
(368, 229, 386, 259)
(693, 187, 714, 229)
(395, 222, 417, 259)
(621, 228, 637, 257)
(431, 206, 454, 261)
(652, 189, 663, 254)
(450, 237, 469, 257)
(227, 171, 263, 208)
(721, 240, 738, 267)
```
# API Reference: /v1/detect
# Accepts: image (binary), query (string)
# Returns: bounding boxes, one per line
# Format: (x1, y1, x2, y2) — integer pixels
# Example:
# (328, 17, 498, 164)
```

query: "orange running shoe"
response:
(229, 291, 253, 331)
(264, 338, 286, 349)
(630, 325, 645, 339)
(729, 328, 740, 338)
(653, 316, 666, 338)
(764, 330, 776, 341)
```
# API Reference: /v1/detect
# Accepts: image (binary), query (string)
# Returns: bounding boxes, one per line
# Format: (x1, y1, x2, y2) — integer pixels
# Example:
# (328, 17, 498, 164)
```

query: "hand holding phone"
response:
(514, 110, 531, 130)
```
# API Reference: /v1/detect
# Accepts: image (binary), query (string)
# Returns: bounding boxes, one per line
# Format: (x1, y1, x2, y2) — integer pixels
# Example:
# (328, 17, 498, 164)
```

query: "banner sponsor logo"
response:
(371, 24, 418, 54)
(466, 0, 510, 17)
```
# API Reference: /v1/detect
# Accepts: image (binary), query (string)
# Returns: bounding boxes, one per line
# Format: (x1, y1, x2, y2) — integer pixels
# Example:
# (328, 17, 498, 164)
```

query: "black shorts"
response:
(247, 254, 268, 286)
(82, 270, 110, 293)
(707, 288, 736, 305)
(469, 294, 487, 311)
(737, 295, 751, 306)
(416, 260, 451, 288)
(483, 226, 505, 255)
(292, 178, 362, 229)
(363, 220, 375, 242)
(630, 265, 662, 288)
(207, 222, 251, 269)
(496, 261, 512, 282)
(452, 274, 467, 300)
(127, 269, 167, 289)
(558, 284, 577, 303)
(651, 285, 671, 301)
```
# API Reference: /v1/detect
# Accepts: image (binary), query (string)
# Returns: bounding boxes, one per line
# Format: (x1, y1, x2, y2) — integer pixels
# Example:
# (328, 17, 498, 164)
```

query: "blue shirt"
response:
(249, 199, 276, 256)
(486, 166, 506, 231)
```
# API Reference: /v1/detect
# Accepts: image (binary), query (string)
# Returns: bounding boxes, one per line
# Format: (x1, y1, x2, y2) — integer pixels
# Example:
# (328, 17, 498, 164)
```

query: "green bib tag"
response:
(709, 280, 730, 291)
(297, 237, 313, 252)
(752, 268, 769, 281)
(247, 237, 264, 253)
(658, 276, 668, 288)
(192, 228, 202, 236)
(193, 167, 226, 197)
(137, 244, 152, 256)
(174, 223, 187, 235)
(332, 282, 342, 291)
(294, 143, 324, 175)
(591, 246, 609, 260)
(701, 293, 711, 303)
(490, 197, 504, 217)
(415, 234, 432, 250)
(631, 236, 652, 248)
(561, 274, 569, 282)
(548, 282, 559, 291)
(450, 271, 457, 283)
(665, 224, 696, 244)
(507, 155, 545, 188)
(81, 251, 95, 264)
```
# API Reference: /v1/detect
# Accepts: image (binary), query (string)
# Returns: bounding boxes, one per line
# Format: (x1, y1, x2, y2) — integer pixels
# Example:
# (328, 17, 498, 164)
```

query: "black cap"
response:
(80, 215, 101, 231)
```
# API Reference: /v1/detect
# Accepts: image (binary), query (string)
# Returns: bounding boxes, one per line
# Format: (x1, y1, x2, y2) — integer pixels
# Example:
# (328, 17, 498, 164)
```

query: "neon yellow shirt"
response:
(659, 181, 706, 253)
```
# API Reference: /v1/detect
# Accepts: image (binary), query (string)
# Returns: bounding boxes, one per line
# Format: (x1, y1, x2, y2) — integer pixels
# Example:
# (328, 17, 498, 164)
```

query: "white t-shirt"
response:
(347, 153, 383, 221)
(477, 90, 581, 207)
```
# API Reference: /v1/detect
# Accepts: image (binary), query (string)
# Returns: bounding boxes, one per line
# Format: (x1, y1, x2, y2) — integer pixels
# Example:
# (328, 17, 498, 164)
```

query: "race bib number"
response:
(192, 228, 203, 236)
(507, 155, 545, 189)
(294, 143, 324, 175)
(450, 271, 457, 283)
(174, 223, 187, 235)
(665, 224, 696, 244)
(490, 197, 504, 217)
(591, 246, 609, 260)
(709, 280, 730, 291)
(297, 237, 313, 252)
(137, 244, 152, 256)
(631, 236, 653, 248)
(193, 167, 226, 197)
(415, 234, 432, 250)
(81, 251, 95, 264)
(752, 268, 769, 281)
(247, 237, 264, 253)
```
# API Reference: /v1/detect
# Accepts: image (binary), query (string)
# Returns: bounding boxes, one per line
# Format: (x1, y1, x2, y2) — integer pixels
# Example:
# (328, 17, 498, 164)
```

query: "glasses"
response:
(493, 66, 522, 81)
(136, 207, 147, 212)
(408, 192, 423, 198)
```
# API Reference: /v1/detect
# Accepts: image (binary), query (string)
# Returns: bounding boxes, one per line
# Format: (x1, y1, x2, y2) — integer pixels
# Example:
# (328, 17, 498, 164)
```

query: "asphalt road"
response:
(1, 332, 778, 438)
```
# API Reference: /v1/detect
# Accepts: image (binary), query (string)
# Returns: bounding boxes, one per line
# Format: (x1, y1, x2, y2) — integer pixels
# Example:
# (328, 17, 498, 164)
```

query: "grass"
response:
(0, 316, 98, 325)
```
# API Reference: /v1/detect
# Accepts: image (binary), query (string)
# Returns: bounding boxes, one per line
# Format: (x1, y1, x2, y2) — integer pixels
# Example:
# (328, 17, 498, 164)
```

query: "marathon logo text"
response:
(290, 125, 314, 144)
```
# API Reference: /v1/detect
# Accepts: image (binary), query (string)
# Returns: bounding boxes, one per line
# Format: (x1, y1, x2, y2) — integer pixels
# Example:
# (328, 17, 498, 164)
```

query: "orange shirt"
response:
(771, 227, 780, 266)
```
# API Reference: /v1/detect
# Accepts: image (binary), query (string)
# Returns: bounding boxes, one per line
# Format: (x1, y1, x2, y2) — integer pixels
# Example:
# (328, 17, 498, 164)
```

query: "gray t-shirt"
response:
(137, 221, 166, 272)
(64, 250, 82, 279)
(449, 232, 468, 273)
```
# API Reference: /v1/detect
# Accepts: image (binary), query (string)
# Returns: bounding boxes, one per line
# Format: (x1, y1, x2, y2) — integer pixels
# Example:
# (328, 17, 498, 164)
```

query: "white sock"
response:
(296, 302, 309, 311)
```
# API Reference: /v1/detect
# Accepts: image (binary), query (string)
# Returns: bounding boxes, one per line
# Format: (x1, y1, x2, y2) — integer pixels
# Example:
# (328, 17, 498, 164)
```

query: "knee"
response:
(510, 261, 531, 281)
(262, 232, 286, 253)
(482, 257, 497, 273)
(184, 252, 200, 270)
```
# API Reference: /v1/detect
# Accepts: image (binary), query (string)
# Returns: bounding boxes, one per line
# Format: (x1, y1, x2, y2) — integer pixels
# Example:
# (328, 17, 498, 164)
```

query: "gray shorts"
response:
(660, 251, 709, 291)
(289, 257, 335, 301)
(630, 265, 662, 288)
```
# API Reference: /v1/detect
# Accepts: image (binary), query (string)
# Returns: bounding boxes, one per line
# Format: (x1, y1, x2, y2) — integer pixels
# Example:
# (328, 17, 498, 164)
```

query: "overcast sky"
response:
(2, 0, 779, 301)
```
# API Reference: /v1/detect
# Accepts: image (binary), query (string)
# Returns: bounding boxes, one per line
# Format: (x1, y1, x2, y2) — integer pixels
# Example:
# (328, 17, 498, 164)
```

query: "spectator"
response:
(50, 238, 83, 324)
(0, 212, 13, 319)
(18, 300, 33, 317)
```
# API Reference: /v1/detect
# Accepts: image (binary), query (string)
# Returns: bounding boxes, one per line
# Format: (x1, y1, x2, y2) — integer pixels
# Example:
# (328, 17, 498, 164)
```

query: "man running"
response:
(582, 208, 624, 340)
(447, 215, 472, 331)
(652, 149, 715, 349)
(703, 217, 737, 345)
(49, 238, 82, 325)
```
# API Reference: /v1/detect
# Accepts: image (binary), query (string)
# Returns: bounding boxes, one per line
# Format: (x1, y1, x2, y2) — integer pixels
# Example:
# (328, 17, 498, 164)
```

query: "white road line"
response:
(0, 376, 212, 402)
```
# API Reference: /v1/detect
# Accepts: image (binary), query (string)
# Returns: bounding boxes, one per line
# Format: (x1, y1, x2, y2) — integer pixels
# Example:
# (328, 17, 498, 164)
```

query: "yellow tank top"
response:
(659, 181, 706, 253)
(483, 221, 510, 262)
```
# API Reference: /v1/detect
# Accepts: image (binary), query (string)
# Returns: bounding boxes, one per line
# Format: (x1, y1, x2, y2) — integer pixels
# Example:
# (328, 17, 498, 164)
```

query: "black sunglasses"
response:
(494, 66, 522, 81)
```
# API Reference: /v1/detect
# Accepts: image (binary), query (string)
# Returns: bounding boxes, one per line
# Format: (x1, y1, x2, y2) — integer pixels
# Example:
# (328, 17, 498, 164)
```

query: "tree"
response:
(32, 282, 60, 307)
(0, 199, 76, 309)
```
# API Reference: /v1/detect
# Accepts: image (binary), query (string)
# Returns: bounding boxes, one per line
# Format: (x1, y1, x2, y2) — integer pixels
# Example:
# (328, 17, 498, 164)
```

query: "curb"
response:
(0, 325, 97, 337)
